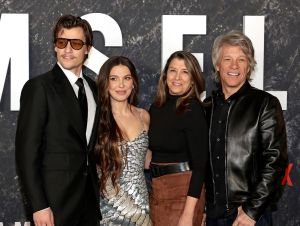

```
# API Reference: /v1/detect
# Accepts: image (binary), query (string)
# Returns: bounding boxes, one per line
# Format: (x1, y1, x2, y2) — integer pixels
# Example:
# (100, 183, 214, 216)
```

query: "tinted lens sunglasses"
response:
(55, 38, 87, 50)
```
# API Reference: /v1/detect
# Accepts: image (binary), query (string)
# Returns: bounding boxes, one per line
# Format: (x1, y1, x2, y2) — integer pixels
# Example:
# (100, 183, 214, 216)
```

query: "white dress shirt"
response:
(57, 62, 96, 143)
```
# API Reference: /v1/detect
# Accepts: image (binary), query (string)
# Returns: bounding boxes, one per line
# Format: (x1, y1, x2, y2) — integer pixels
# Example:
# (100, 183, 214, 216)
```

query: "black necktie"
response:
(75, 78, 88, 129)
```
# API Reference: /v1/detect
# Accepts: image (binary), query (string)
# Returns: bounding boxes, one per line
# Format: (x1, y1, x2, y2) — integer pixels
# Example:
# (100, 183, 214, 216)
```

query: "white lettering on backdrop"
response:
(0, 13, 287, 110)
(0, 14, 29, 111)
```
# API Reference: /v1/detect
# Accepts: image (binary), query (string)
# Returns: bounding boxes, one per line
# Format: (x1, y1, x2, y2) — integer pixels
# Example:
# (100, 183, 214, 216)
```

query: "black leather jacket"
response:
(205, 81, 288, 221)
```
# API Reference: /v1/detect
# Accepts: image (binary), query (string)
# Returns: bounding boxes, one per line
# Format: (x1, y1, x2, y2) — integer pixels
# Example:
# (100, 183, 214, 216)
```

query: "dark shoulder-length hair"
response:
(53, 14, 93, 47)
(95, 56, 139, 194)
(154, 50, 206, 112)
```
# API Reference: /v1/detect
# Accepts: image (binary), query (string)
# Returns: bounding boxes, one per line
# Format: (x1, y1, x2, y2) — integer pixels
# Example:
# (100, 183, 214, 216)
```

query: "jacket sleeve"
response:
(243, 95, 288, 221)
(15, 78, 49, 213)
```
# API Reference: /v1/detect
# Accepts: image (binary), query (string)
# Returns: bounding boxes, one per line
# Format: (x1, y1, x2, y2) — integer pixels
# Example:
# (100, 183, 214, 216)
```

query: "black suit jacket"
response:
(15, 64, 101, 225)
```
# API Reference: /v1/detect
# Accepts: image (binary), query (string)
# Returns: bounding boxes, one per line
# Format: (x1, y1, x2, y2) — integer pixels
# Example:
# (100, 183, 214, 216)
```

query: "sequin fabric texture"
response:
(99, 130, 152, 226)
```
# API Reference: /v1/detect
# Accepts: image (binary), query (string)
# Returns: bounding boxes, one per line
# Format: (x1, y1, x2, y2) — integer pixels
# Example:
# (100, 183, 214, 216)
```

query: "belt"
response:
(150, 162, 190, 178)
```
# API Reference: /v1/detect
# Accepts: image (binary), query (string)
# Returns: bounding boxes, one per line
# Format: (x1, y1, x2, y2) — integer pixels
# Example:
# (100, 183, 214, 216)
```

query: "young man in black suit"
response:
(15, 15, 101, 226)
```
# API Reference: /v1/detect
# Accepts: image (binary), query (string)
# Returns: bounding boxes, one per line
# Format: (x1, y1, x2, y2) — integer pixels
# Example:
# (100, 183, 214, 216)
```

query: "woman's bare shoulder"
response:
(134, 107, 150, 129)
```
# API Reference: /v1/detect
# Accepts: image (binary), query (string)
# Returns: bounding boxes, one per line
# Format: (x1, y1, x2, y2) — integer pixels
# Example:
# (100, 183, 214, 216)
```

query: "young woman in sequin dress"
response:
(95, 56, 152, 226)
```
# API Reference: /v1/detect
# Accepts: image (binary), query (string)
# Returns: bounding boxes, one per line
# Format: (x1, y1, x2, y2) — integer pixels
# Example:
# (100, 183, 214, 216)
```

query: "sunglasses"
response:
(55, 38, 87, 50)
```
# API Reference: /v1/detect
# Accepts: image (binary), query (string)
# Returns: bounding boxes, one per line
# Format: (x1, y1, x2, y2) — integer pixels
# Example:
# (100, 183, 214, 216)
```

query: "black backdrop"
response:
(0, 0, 299, 225)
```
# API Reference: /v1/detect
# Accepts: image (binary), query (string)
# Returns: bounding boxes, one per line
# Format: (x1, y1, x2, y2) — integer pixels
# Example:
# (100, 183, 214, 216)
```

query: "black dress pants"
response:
(206, 209, 273, 226)
(76, 174, 100, 226)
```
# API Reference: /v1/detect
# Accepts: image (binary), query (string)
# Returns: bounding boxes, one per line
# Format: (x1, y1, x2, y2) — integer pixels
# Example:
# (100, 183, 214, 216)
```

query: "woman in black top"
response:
(149, 51, 208, 226)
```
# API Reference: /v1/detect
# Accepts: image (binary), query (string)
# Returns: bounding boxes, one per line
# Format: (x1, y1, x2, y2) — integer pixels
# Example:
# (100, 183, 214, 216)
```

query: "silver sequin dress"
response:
(99, 130, 152, 226)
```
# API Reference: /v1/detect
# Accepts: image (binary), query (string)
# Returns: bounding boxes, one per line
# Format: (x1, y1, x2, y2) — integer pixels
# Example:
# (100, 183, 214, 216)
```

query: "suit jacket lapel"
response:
(83, 74, 100, 149)
(83, 74, 98, 102)
(52, 64, 87, 145)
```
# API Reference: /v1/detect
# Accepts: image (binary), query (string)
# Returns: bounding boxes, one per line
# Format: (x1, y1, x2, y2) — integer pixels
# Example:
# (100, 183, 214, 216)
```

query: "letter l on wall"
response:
(244, 16, 287, 110)
(0, 14, 29, 111)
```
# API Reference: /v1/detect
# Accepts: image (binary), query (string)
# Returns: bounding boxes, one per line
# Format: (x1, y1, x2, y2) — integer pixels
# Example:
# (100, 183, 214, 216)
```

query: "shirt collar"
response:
(213, 81, 251, 101)
(57, 62, 84, 85)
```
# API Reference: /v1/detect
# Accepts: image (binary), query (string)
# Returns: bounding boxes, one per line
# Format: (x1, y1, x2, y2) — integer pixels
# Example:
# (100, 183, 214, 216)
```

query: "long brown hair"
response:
(154, 50, 206, 112)
(95, 56, 138, 194)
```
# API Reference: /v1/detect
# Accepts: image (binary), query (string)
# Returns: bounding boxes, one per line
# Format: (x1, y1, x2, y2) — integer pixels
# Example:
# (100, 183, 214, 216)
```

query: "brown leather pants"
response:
(150, 171, 205, 226)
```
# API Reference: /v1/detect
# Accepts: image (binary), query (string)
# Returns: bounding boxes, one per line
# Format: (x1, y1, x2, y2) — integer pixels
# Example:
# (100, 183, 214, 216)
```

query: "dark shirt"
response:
(206, 91, 231, 218)
(148, 94, 208, 198)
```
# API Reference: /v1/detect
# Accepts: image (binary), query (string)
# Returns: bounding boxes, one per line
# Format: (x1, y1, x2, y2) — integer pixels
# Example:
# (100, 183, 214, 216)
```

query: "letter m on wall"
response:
(0, 14, 29, 111)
